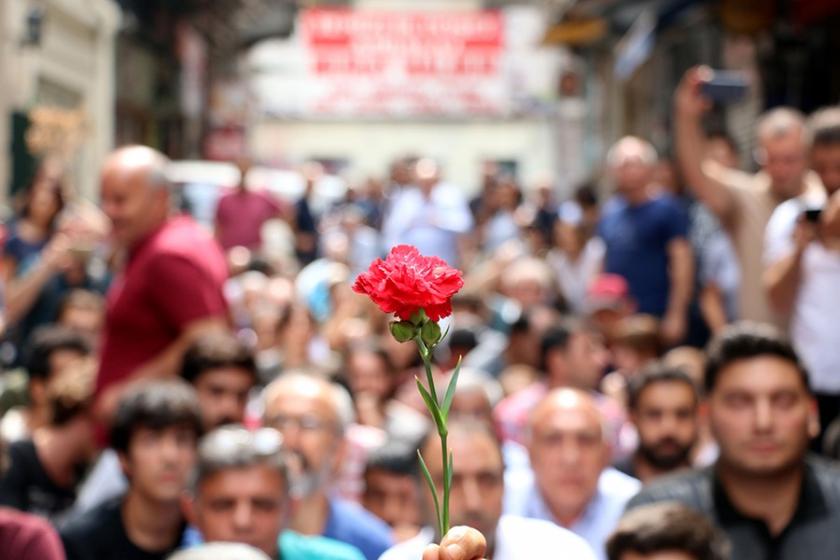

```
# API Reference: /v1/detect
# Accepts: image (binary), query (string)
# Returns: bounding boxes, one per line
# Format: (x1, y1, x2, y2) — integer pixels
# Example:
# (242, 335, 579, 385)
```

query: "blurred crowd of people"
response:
(0, 67, 839, 560)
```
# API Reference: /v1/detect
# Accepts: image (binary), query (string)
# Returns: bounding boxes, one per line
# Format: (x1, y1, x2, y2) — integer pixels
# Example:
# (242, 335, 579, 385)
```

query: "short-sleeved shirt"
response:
(0, 440, 78, 525)
(598, 193, 688, 317)
(214, 188, 283, 251)
(764, 197, 840, 393)
(0, 507, 65, 560)
(60, 496, 186, 560)
(324, 498, 393, 560)
(705, 164, 824, 324)
(626, 457, 840, 560)
(97, 216, 228, 397)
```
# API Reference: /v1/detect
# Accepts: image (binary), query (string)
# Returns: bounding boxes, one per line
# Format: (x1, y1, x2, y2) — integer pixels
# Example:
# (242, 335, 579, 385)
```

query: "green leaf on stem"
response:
(389, 320, 418, 343)
(415, 377, 444, 430)
(440, 355, 462, 420)
(417, 450, 443, 539)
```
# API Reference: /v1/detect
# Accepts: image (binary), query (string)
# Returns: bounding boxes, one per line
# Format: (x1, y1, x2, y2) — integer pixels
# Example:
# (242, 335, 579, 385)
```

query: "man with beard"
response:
(261, 374, 392, 560)
(627, 323, 840, 559)
(614, 364, 699, 483)
(380, 419, 596, 560)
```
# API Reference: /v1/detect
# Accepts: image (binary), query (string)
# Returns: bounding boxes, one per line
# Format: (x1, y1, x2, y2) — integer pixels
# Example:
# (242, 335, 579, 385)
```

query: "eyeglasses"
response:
(264, 414, 337, 434)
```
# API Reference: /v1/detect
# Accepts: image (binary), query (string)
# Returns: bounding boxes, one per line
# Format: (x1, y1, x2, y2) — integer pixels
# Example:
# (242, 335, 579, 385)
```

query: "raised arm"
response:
(674, 67, 735, 220)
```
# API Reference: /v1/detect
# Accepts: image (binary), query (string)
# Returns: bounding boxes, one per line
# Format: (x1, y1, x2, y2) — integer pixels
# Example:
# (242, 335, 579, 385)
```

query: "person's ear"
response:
(331, 434, 348, 475)
(808, 397, 821, 440)
(29, 379, 47, 406)
(117, 450, 133, 480)
(181, 493, 197, 526)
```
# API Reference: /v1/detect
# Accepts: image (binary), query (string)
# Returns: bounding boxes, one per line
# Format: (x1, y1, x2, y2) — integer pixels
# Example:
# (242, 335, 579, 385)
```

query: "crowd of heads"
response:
(0, 69, 840, 560)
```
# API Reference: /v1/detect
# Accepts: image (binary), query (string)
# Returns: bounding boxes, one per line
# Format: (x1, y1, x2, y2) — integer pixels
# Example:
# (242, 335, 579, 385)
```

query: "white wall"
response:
(249, 117, 556, 193)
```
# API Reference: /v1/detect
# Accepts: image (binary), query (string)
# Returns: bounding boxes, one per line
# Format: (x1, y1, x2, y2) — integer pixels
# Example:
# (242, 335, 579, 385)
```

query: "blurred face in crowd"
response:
(346, 350, 393, 404)
(120, 425, 197, 503)
(263, 379, 344, 495)
(100, 147, 170, 248)
(811, 142, 840, 196)
(422, 426, 504, 551)
(759, 130, 808, 199)
(26, 177, 63, 226)
(188, 464, 287, 557)
(528, 390, 608, 525)
(362, 468, 421, 531)
(194, 367, 254, 431)
(632, 381, 699, 470)
(709, 356, 817, 477)
(609, 139, 656, 198)
(450, 388, 494, 427)
(545, 331, 608, 391)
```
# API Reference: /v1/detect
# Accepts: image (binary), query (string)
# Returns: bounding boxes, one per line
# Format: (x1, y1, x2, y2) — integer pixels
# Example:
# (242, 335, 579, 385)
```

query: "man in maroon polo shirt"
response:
(95, 146, 228, 421)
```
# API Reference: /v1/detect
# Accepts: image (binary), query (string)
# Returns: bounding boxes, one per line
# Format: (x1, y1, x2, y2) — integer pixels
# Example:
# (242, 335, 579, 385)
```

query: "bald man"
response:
(96, 146, 228, 420)
(504, 389, 640, 560)
(261, 374, 393, 560)
(598, 137, 693, 346)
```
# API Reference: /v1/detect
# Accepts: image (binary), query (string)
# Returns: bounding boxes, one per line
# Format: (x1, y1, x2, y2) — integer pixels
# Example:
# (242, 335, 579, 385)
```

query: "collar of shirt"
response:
(712, 460, 828, 537)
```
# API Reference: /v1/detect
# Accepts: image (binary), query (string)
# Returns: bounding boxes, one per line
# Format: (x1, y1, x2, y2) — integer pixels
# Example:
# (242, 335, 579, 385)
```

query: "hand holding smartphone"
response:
(700, 70, 749, 104)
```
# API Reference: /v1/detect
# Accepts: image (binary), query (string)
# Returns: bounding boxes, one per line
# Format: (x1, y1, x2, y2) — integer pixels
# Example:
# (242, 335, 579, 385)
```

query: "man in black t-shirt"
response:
(60, 381, 202, 560)
(0, 359, 96, 525)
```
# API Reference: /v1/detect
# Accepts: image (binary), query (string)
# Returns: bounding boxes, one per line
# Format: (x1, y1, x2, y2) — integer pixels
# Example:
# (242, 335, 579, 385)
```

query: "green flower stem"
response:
(415, 328, 453, 539)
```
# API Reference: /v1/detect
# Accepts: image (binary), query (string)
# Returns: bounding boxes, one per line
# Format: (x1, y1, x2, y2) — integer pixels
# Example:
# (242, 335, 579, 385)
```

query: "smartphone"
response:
(701, 71, 749, 103)
(804, 208, 823, 223)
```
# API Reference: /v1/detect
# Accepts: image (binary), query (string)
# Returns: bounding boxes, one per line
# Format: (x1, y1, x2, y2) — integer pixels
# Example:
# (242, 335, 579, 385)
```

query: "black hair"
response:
(25, 325, 91, 381)
(180, 332, 258, 385)
(364, 440, 419, 479)
(627, 362, 699, 412)
(110, 381, 203, 454)
(538, 319, 582, 372)
(704, 322, 810, 395)
(607, 502, 728, 560)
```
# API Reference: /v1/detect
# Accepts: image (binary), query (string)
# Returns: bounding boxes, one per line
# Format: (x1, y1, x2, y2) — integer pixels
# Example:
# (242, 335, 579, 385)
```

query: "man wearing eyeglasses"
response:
(182, 425, 364, 559)
(261, 374, 393, 560)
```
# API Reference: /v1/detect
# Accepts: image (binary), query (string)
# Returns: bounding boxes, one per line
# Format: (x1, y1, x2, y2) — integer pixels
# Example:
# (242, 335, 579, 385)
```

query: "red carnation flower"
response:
(352, 245, 464, 322)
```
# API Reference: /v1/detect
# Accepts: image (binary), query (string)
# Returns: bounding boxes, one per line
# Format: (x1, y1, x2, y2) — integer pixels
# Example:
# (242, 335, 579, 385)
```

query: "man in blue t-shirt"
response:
(598, 137, 693, 347)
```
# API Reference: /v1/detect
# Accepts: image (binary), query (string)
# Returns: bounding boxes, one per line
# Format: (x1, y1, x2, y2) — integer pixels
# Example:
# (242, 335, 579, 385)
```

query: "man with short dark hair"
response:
(0, 324, 91, 442)
(180, 332, 258, 431)
(606, 502, 728, 560)
(362, 441, 421, 542)
(0, 360, 96, 524)
(60, 381, 203, 560)
(615, 364, 700, 484)
(183, 425, 364, 559)
(627, 322, 840, 559)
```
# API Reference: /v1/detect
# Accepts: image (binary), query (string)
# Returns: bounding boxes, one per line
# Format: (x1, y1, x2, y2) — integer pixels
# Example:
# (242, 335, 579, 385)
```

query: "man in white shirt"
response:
(381, 158, 473, 267)
(765, 107, 840, 444)
(503, 389, 641, 560)
(379, 419, 596, 560)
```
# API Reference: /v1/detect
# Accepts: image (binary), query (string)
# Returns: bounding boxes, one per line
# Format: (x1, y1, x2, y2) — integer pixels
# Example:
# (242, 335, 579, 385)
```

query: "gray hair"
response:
(262, 372, 356, 434)
(606, 136, 658, 168)
(108, 145, 173, 192)
(169, 543, 271, 560)
(192, 426, 289, 494)
(756, 107, 806, 143)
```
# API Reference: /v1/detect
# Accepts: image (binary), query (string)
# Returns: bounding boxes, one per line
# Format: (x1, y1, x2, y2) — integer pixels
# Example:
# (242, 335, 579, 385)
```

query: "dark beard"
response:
(637, 439, 693, 471)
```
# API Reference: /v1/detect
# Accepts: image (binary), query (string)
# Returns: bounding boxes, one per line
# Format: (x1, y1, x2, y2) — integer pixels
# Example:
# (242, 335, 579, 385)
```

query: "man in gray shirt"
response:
(627, 323, 840, 560)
